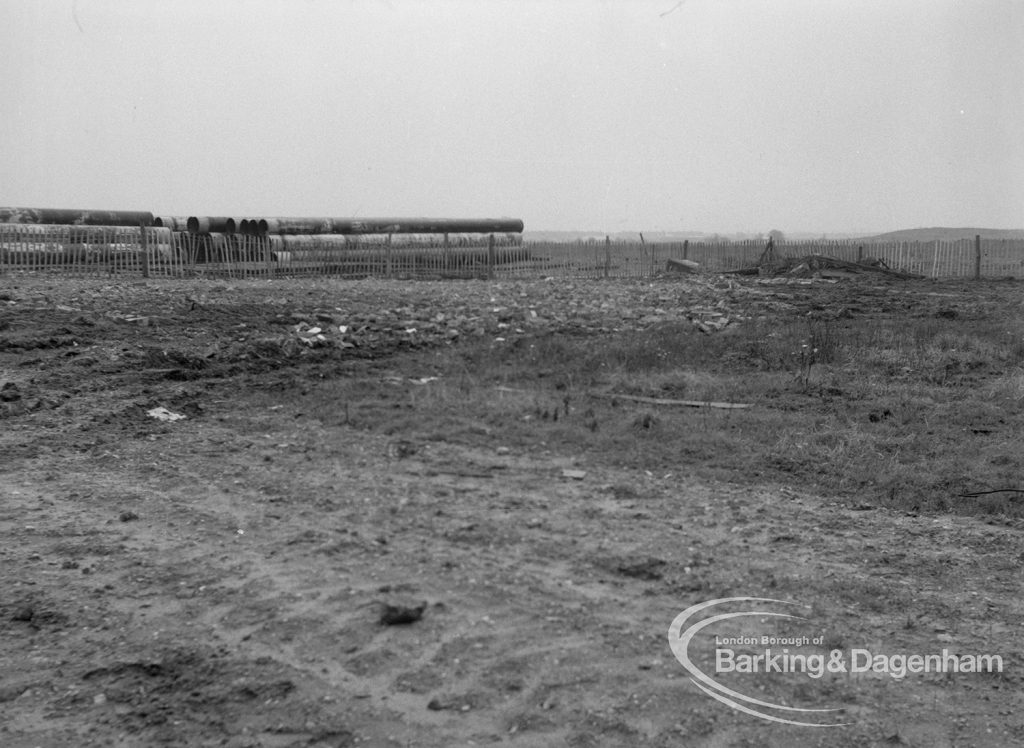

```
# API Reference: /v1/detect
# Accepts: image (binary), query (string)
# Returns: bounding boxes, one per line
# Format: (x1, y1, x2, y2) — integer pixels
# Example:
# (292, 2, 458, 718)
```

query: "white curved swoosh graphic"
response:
(667, 597, 850, 727)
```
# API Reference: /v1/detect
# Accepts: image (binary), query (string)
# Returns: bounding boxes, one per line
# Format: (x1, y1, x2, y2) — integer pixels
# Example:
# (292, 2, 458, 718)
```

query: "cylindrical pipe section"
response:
(159, 216, 188, 231)
(334, 217, 524, 235)
(271, 233, 518, 248)
(147, 226, 173, 242)
(261, 217, 335, 235)
(245, 219, 265, 236)
(260, 217, 523, 235)
(146, 226, 176, 259)
(0, 223, 149, 241)
(267, 235, 288, 263)
(278, 234, 348, 247)
(187, 216, 237, 235)
(0, 207, 155, 227)
(0, 223, 176, 262)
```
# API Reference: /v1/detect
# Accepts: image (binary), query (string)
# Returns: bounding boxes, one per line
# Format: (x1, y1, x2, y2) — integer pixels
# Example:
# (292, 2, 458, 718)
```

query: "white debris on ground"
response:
(147, 407, 186, 422)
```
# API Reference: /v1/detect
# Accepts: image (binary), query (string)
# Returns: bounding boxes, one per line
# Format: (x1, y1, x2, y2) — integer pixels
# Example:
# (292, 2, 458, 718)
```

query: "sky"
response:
(1, 0, 1022, 235)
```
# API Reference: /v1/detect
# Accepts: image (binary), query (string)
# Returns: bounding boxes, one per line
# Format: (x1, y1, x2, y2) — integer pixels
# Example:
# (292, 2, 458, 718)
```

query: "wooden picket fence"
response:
(1, 224, 1023, 280)
(679, 237, 1024, 278)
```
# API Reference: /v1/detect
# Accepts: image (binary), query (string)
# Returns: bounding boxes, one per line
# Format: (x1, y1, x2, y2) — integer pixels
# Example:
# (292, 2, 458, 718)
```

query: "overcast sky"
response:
(2, 0, 1021, 234)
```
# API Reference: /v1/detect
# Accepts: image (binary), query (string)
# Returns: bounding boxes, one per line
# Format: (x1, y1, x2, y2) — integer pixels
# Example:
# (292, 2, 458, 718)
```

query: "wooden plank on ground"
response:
(589, 392, 752, 409)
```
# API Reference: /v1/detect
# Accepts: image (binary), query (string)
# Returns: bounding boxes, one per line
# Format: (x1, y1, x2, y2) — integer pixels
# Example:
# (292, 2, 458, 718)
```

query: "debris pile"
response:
(724, 237, 923, 280)
(764, 254, 923, 280)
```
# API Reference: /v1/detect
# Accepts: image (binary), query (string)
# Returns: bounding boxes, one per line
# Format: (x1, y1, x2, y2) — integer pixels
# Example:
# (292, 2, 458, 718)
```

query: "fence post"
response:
(139, 224, 150, 278)
(683, 239, 689, 261)
(487, 233, 496, 279)
(386, 234, 393, 278)
(103, 227, 112, 276)
(604, 235, 610, 278)
(974, 234, 981, 279)
(857, 245, 863, 263)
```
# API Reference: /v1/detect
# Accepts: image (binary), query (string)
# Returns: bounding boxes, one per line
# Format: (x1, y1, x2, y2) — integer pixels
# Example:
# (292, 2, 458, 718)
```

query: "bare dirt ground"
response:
(1, 275, 1022, 747)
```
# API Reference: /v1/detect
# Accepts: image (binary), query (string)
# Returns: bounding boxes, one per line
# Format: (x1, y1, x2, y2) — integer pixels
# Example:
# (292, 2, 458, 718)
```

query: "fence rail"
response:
(1, 225, 1022, 280)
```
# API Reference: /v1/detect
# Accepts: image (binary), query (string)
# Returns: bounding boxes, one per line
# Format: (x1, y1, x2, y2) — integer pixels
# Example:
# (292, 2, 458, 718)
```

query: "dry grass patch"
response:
(247, 298, 1024, 520)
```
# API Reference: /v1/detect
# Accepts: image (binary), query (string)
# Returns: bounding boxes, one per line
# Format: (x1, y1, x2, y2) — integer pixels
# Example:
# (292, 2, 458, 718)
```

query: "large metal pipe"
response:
(238, 219, 266, 236)
(260, 217, 524, 235)
(341, 218, 524, 235)
(154, 215, 189, 231)
(260, 217, 334, 235)
(0, 207, 155, 227)
(0, 223, 168, 241)
(0, 224, 174, 259)
(276, 234, 348, 247)
(271, 233, 518, 247)
(187, 216, 236, 235)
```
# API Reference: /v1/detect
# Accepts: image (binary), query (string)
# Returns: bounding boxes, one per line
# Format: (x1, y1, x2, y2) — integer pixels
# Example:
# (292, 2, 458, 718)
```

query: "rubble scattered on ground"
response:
(2, 277, 761, 371)
(727, 252, 925, 281)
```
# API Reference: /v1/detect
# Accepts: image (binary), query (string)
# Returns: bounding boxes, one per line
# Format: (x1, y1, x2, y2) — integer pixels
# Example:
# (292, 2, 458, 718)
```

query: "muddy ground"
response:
(0, 275, 1021, 747)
